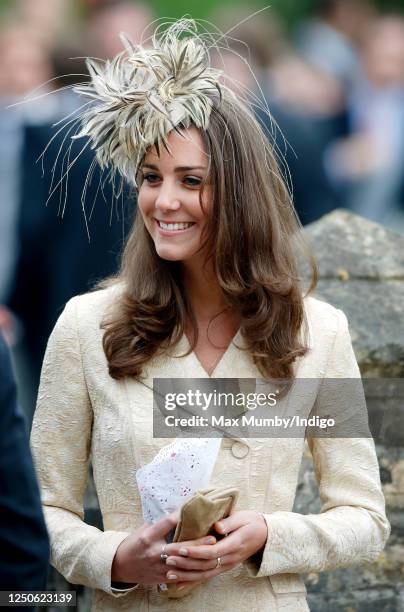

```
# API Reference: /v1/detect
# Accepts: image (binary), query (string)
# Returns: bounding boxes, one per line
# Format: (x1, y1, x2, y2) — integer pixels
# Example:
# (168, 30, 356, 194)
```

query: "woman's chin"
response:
(155, 247, 185, 262)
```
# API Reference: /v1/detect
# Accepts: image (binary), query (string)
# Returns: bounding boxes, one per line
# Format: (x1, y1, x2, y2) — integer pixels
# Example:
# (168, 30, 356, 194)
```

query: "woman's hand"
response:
(163, 510, 268, 586)
(111, 512, 217, 585)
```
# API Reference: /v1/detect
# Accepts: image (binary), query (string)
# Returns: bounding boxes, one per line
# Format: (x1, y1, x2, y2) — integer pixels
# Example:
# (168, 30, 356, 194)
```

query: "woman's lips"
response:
(155, 219, 196, 234)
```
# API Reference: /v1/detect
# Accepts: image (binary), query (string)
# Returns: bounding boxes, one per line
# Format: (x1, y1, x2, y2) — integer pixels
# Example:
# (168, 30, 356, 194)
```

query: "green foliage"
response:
(147, 0, 314, 26)
(148, 0, 218, 21)
(0, 0, 12, 20)
(147, 0, 404, 23)
(374, 0, 404, 12)
(256, 0, 316, 28)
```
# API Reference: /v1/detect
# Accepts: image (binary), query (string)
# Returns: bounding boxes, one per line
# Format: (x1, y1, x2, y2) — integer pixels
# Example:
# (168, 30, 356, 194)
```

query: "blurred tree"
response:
(373, 0, 404, 9)
(145, 0, 404, 27)
(148, 0, 315, 27)
(0, 0, 12, 17)
(258, 0, 316, 28)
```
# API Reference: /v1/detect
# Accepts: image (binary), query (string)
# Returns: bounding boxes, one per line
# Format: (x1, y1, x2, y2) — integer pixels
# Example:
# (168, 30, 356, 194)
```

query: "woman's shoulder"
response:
(303, 294, 343, 322)
(302, 294, 348, 346)
(301, 295, 359, 377)
(60, 282, 126, 330)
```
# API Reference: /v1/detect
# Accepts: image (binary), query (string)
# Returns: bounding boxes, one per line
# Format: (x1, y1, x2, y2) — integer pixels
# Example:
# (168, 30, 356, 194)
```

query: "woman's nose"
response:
(155, 182, 181, 211)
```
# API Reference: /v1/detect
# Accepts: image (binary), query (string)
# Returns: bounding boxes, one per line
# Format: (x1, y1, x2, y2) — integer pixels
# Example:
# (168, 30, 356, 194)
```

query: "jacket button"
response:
(231, 441, 249, 459)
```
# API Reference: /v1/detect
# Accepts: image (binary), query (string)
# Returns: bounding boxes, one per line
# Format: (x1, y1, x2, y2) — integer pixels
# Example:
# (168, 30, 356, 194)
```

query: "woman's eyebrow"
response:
(142, 163, 207, 171)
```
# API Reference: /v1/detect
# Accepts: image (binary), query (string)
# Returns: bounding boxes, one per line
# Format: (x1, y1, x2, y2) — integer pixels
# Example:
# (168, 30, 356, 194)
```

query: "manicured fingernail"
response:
(166, 559, 176, 566)
(167, 573, 178, 580)
(206, 537, 216, 544)
(179, 548, 188, 556)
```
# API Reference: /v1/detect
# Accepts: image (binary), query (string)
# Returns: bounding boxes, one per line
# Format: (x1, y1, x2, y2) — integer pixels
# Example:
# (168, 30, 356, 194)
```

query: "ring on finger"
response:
(160, 544, 168, 564)
(214, 557, 221, 569)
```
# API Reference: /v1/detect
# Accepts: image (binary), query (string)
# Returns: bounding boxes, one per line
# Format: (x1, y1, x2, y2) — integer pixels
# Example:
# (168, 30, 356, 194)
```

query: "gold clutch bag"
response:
(159, 486, 239, 599)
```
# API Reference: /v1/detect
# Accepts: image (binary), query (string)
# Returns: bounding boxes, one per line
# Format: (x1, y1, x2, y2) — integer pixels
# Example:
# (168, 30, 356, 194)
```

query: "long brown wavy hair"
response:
(99, 91, 317, 380)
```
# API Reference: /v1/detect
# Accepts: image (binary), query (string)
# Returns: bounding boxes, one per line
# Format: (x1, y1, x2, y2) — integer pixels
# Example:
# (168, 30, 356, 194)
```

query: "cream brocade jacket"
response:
(30, 286, 390, 612)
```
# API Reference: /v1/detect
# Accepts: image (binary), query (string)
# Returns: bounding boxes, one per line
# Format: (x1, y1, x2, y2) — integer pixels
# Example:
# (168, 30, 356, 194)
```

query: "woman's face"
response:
(138, 127, 212, 263)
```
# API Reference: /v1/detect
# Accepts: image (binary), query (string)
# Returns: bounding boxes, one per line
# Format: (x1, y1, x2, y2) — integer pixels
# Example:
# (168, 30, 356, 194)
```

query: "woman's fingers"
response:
(145, 512, 178, 541)
(181, 532, 239, 560)
(164, 555, 219, 572)
(165, 535, 216, 557)
(213, 510, 257, 535)
(165, 560, 235, 583)
(182, 535, 217, 546)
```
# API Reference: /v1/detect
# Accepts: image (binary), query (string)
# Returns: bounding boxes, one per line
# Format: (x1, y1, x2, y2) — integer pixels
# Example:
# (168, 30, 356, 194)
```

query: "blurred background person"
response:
(0, 2, 149, 422)
(324, 15, 404, 229)
(0, 16, 85, 419)
(84, 0, 155, 57)
(12, 0, 73, 46)
(210, 5, 340, 224)
(0, 25, 54, 306)
(0, 332, 50, 594)
(296, 0, 373, 92)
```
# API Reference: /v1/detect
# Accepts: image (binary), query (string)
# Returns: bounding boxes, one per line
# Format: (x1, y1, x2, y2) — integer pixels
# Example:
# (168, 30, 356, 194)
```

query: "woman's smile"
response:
(155, 219, 197, 234)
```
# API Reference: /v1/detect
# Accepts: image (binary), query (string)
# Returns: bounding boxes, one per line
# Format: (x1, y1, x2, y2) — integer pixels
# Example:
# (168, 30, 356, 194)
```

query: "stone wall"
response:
(301, 210, 404, 611)
(43, 210, 404, 611)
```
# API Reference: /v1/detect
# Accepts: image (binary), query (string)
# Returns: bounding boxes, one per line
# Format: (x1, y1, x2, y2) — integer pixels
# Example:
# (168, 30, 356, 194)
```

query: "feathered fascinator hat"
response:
(73, 19, 225, 186)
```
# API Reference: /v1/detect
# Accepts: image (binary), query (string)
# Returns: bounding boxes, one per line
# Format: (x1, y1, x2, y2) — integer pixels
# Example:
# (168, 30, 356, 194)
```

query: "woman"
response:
(31, 20, 390, 612)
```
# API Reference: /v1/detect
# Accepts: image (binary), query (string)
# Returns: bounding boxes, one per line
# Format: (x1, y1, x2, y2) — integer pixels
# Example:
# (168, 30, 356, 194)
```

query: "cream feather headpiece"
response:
(73, 19, 223, 184)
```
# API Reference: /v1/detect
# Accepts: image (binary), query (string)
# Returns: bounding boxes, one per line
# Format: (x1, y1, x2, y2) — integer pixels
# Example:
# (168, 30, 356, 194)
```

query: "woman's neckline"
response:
(182, 327, 242, 378)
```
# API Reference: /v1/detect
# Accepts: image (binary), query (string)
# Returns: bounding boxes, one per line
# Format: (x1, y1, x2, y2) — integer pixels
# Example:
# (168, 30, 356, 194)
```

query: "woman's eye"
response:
(183, 176, 202, 187)
(141, 174, 202, 187)
(143, 173, 160, 184)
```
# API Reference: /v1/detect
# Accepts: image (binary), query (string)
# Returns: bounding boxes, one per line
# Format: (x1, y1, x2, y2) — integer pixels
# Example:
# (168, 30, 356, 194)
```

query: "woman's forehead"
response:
(143, 127, 208, 167)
